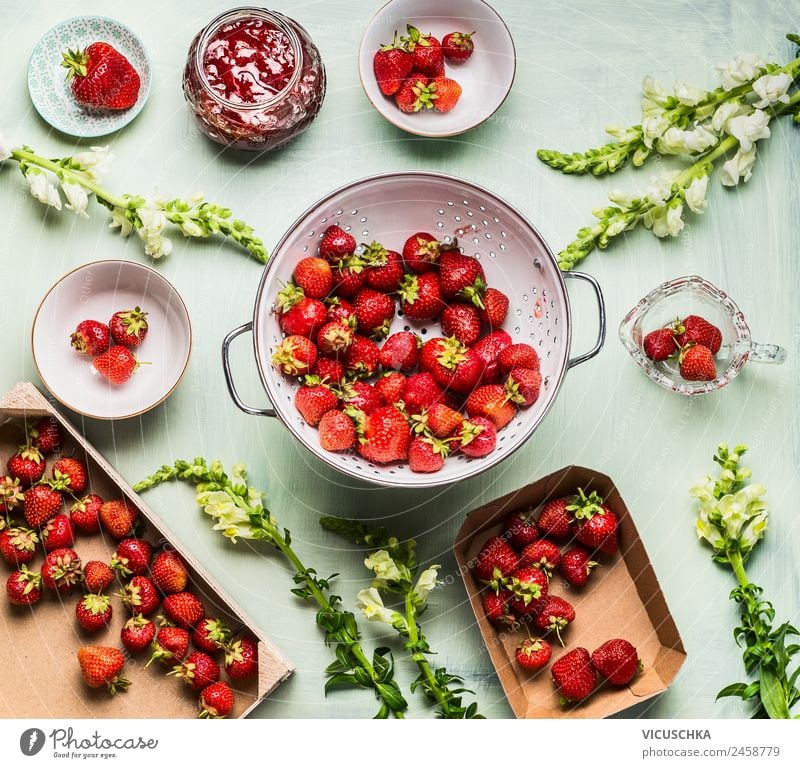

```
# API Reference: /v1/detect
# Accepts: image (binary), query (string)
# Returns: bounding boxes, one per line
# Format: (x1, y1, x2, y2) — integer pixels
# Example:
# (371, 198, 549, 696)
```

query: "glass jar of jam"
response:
(183, 7, 326, 152)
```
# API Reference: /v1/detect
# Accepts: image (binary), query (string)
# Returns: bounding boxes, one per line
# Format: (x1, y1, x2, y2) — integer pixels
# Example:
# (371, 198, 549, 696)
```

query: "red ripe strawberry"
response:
(171, 650, 220, 690)
(312, 356, 346, 384)
(441, 303, 482, 346)
(42, 514, 74, 551)
(151, 550, 189, 595)
(472, 330, 513, 383)
(479, 287, 510, 328)
(402, 232, 441, 273)
(71, 319, 111, 356)
(331, 255, 368, 298)
(6, 565, 42, 605)
(373, 36, 414, 96)
(318, 410, 357, 452)
(120, 575, 160, 616)
(0, 527, 39, 566)
(29, 417, 63, 456)
(520, 539, 562, 575)
(24, 484, 63, 528)
(442, 31, 475, 62)
(499, 344, 540, 374)
(402, 372, 445, 415)
(317, 321, 354, 355)
(379, 332, 421, 372)
(482, 590, 517, 628)
(466, 384, 516, 430)
(112, 538, 152, 577)
(319, 225, 356, 263)
(121, 615, 156, 653)
(506, 367, 543, 408)
(295, 381, 338, 426)
(199, 680, 235, 719)
(109, 307, 148, 347)
(62, 43, 141, 110)
(675, 315, 722, 354)
(474, 535, 518, 582)
(76, 646, 130, 694)
(83, 560, 115, 593)
(503, 509, 540, 550)
(534, 596, 576, 644)
(394, 75, 435, 113)
(52, 457, 88, 494)
(413, 402, 463, 438)
(569, 489, 619, 555)
(431, 76, 463, 112)
(404, 26, 444, 77)
(325, 297, 356, 325)
(429, 342, 482, 395)
(438, 252, 486, 304)
(508, 566, 549, 615)
(537, 499, 573, 540)
(560, 546, 598, 587)
(338, 380, 382, 415)
(225, 637, 259, 680)
(364, 244, 404, 292)
(643, 328, 677, 361)
(375, 372, 407, 406)
(272, 335, 318, 377)
(7, 445, 46, 486)
(515, 637, 552, 672)
(41, 548, 82, 592)
(99, 498, 138, 539)
(458, 417, 497, 458)
(76, 593, 113, 632)
(344, 335, 380, 379)
(93, 345, 141, 384)
(293, 257, 333, 300)
(0, 475, 23, 513)
(679, 344, 716, 381)
(408, 435, 449, 473)
(277, 291, 327, 338)
(70, 493, 103, 534)
(353, 288, 395, 339)
(357, 406, 411, 464)
(591, 638, 641, 685)
(163, 591, 206, 629)
(551, 647, 597, 702)
(147, 626, 190, 667)
(193, 617, 232, 653)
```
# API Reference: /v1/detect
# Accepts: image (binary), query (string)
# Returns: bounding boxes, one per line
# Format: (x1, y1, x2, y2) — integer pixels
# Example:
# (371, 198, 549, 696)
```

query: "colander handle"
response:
(564, 271, 606, 369)
(221, 322, 276, 417)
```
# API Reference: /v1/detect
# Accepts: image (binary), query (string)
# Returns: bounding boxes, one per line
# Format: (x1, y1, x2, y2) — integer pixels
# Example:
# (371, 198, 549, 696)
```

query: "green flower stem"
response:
(728, 549, 750, 588)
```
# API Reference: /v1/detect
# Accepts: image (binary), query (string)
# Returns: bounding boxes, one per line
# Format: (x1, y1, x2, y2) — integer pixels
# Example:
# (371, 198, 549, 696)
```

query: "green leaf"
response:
(717, 682, 748, 700)
(372, 647, 394, 683)
(324, 673, 359, 694)
(759, 666, 791, 719)
(375, 682, 408, 712)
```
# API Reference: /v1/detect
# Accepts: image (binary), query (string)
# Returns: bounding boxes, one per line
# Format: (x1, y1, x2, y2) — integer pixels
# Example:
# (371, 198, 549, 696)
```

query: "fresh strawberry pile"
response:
(2, 418, 255, 718)
(373, 25, 475, 115)
(70, 306, 150, 385)
(643, 313, 722, 382)
(271, 225, 543, 473)
(472, 487, 642, 704)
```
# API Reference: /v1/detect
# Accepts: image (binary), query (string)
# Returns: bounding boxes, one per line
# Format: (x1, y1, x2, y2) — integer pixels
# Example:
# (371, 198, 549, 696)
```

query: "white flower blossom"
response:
(62, 181, 90, 218)
(0, 132, 20, 162)
(643, 201, 684, 238)
(605, 124, 641, 143)
(674, 81, 707, 106)
(109, 206, 133, 237)
(641, 76, 671, 108)
(412, 565, 441, 605)
(605, 217, 629, 237)
(641, 110, 670, 148)
(645, 171, 680, 206)
(364, 550, 404, 586)
(657, 123, 718, 155)
(136, 205, 173, 259)
(720, 146, 757, 186)
(607, 189, 638, 209)
(717, 52, 766, 91)
(711, 101, 751, 133)
(25, 168, 61, 210)
(684, 175, 709, 214)
(752, 72, 792, 108)
(71, 146, 113, 181)
(725, 109, 770, 152)
(356, 588, 405, 627)
(180, 218, 207, 238)
(195, 488, 254, 542)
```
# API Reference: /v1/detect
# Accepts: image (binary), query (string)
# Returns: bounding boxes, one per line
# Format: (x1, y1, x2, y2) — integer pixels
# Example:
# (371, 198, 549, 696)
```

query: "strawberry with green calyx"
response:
(336, 380, 382, 415)
(344, 334, 381, 379)
(312, 356, 346, 385)
(400, 372, 444, 415)
(6, 565, 43, 605)
(537, 498, 574, 540)
(70, 319, 111, 356)
(551, 647, 597, 703)
(42, 514, 74, 551)
(62, 43, 141, 110)
(465, 384, 516, 430)
(272, 335, 318, 377)
(357, 406, 412, 464)
(373, 34, 414, 96)
(146, 625, 190, 667)
(408, 434, 450, 473)
(193, 617, 232, 654)
(506, 565, 549, 615)
(458, 417, 497, 458)
(319, 409, 357, 452)
(534, 595, 576, 645)
(332, 254, 367, 297)
(277, 289, 327, 338)
(151, 550, 188, 594)
(431, 77, 463, 112)
(403, 25, 444, 77)
(591, 638, 642, 686)
(76, 593, 113, 632)
(643, 328, 678, 361)
(679, 343, 716, 381)
(503, 509, 540, 550)
(399, 271, 445, 321)
(121, 615, 156, 653)
(395, 76, 436, 113)
(515, 636, 552, 672)
(482, 590, 518, 629)
(28, 417, 62, 456)
(353, 288, 396, 340)
(7, 445, 46, 486)
(438, 250, 485, 305)
(505, 367, 543, 408)
(83, 560, 115, 593)
(77, 646, 130, 694)
(70, 493, 103, 534)
(52, 456, 88, 494)
(472, 329, 513, 384)
(363, 244, 404, 292)
(42, 547, 82, 592)
(375, 371, 407, 406)
(442, 31, 475, 63)
(93, 345, 147, 384)
(411, 402, 463, 439)
(474, 535, 518, 583)
(224, 637, 259, 680)
(479, 287, 510, 328)
(402, 232, 457, 273)
(119, 575, 160, 616)
(324, 296, 356, 326)
(560, 545, 598, 587)
(674, 314, 722, 354)
(171, 650, 220, 690)
(295, 378, 339, 426)
(0, 526, 39, 566)
(441, 303, 482, 346)
(23, 484, 63, 528)
(112, 538, 152, 577)
(319, 225, 357, 263)
(109, 307, 148, 347)
(568, 488, 619, 555)
(520, 539, 562, 575)
(0, 475, 24, 514)
(419, 336, 482, 395)
(199, 681, 235, 719)
(317, 320, 354, 355)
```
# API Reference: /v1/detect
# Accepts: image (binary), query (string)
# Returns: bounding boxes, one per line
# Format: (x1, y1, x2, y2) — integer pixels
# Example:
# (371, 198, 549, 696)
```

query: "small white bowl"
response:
(32, 261, 191, 420)
(358, 0, 516, 137)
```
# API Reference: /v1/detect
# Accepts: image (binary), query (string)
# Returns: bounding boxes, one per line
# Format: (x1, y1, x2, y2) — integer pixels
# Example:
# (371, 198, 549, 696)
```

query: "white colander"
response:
(222, 171, 605, 488)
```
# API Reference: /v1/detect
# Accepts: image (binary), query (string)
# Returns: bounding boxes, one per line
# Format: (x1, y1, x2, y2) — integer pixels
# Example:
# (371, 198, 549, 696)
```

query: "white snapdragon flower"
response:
(711, 101, 751, 133)
(641, 76, 671, 107)
(109, 206, 134, 237)
(720, 146, 757, 186)
(645, 171, 680, 206)
(605, 124, 641, 143)
(71, 145, 113, 181)
(136, 205, 173, 259)
(674, 81, 707, 106)
(356, 588, 405, 627)
(684, 175, 709, 214)
(364, 550, 404, 585)
(643, 200, 684, 238)
(607, 189, 639, 210)
(25, 168, 62, 210)
(62, 181, 90, 218)
(717, 52, 766, 91)
(180, 218, 207, 238)
(195, 488, 253, 542)
(657, 124, 718, 155)
(641, 110, 670, 148)
(411, 565, 441, 606)
(725, 109, 770, 152)
(0, 132, 21, 162)
(752, 72, 792, 108)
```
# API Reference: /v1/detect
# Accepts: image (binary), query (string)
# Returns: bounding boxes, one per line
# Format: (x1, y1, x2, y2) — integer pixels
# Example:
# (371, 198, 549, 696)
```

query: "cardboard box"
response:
(0, 382, 293, 718)
(454, 465, 686, 718)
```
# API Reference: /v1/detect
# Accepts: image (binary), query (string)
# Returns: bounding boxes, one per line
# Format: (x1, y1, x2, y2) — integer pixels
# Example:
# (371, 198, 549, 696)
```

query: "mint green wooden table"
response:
(1, 0, 798, 719)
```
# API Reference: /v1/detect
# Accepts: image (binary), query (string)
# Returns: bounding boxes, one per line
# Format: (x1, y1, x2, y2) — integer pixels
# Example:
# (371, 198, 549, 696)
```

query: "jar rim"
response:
(194, 6, 304, 110)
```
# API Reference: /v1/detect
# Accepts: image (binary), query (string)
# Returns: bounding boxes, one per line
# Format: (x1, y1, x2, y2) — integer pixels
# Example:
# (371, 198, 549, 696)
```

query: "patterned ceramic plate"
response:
(28, 16, 151, 138)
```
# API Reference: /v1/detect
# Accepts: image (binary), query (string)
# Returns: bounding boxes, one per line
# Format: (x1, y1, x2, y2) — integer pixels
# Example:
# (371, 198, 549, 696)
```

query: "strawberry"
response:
(70, 319, 111, 356)
(0, 475, 24, 513)
(23, 484, 63, 528)
(331, 255, 367, 297)
(77, 646, 130, 693)
(537, 499, 573, 540)
(679, 343, 716, 381)
(379, 331, 421, 372)
(312, 356, 346, 384)
(76, 593, 113, 632)
(441, 303, 482, 346)
(6, 565, 42, 605)
(193, 617, 232, 653)
(466, 384, 516, 430)
(93, 345, 141, 384)
(419, 337, 481, 394)
(52, 456, 88, 494)
(675, 315, 722, 354)
(402, 232, 442, 273)
(317, 321, 354, 355)
(591, 638, 641, 685)
(294, 257, 333, 300)
(503, 509, 540, 550)
(163, 591, 206, 629)
(120, 576, 160, 616)
(458, 417, 497, 458)
(277, 290, 328, 337)
(109, 307, 148, 347)
(482, 590, 517, 628)
(551, 647, 597, 702)
(99, 498, 138, 539)
(112, 538, 152, 577)
(401, 372, 445, 415)
(319, 409, 357, 452)
(62, 43, 141, 110)
(479, 287, 510, 328)
(559, 546, 598, 587)
(147, 626, 190, 667)
(507, 566, 549, 615)
(472, 330, 513, 384)
(505, 367, 543, 408)
(272, 335, 318, 377)
(0, 527, 39, 566)
(394, 75, 435, 112)
(373, 35, 414, 96)
(295, 381, 338, 426)
(499, 344, 540, 374)
(199, 680, 235, 719)
(357, 406, 411, 464)
(442, 31, 475, 62)
(41, 548, 82, 592)
(412, 402, 463, 438)
(534, 596, 575, 644)
(353, 288, 395, 339)
(643, 328, 677, 361)
(121, 615, 156, 653)
(42, 514, 74, 551)
(404, 26, 444, 77)
(474, 535, 518, 582)
(83, 560, 115, 593)
(375, 371, 407, 406)
(337, 381, 382, 415)
(7, 445, 46, 486)
(224, 637, 259, 680)
(431, 76, 462, 112)
(515, 637, 552, 672)
(569, 489, 619, 555)
(28, 417, 63, 455)
(364, 244, 404, 292)
(171, 650, 220, 690)
(520, 539, 562, 575)
(408, 435, 449, 473)
(325, 297, 356, 326)
(438, 252, 485, 304)
(319, 225, 356, 263)
(70, 493, 103, 534)
(344, 335, 380, 379)
(151, 550, 189, 594)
